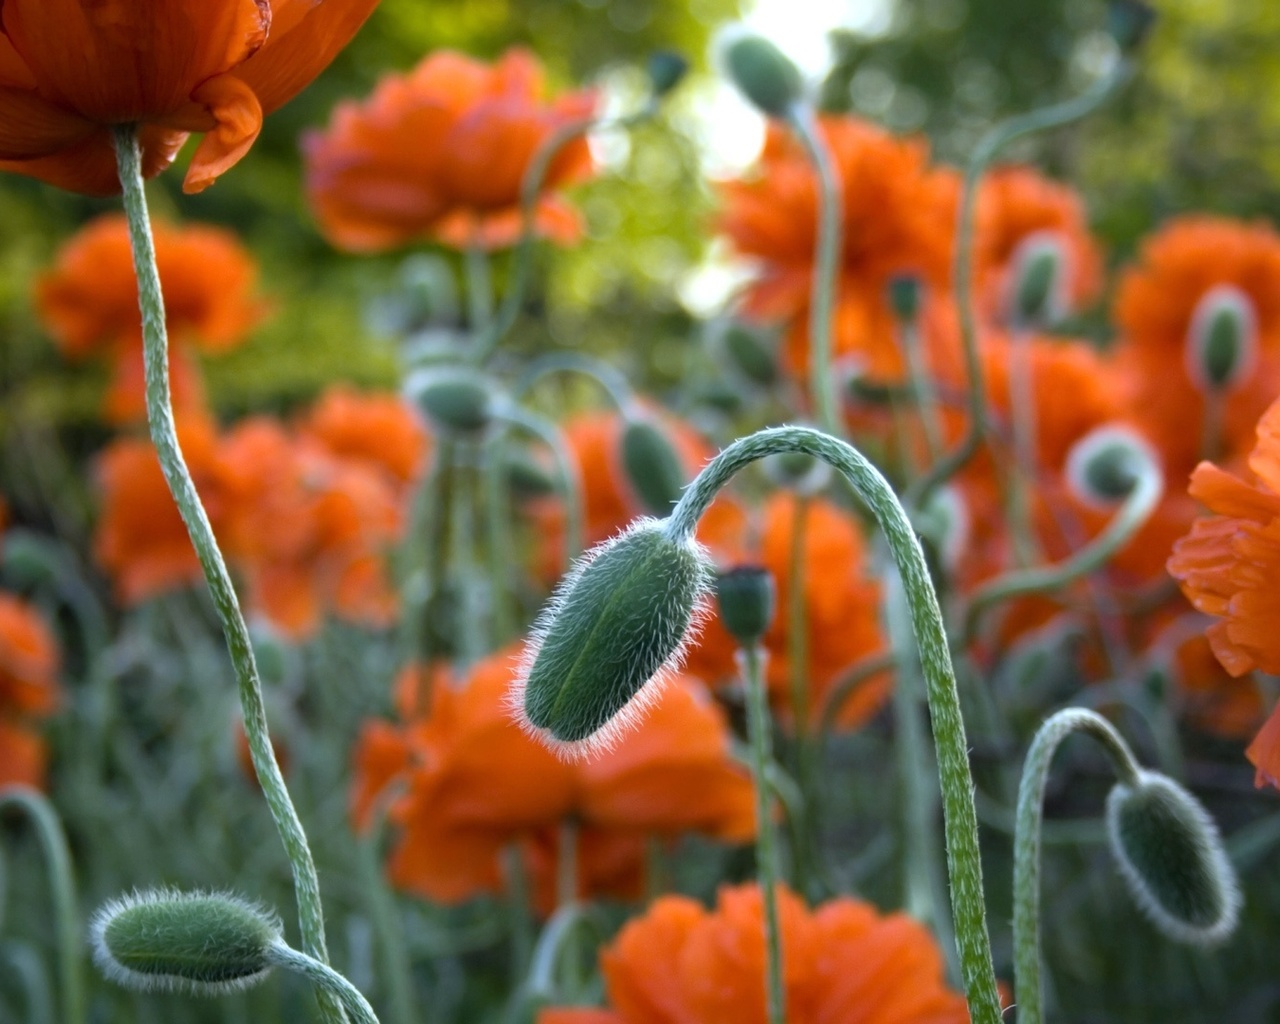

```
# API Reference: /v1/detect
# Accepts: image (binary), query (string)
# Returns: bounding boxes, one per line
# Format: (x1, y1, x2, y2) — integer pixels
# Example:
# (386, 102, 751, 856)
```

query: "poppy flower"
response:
(303, 48, 596, 252)
(0, 0, 380, 196)
(537, 883, 968, 1024)
(686, 494, 890, 730)
(719, 116, 956, 380)
(1168, 397, 1280, 786)
(972, 165, 1103, 325)
(1114, 216, 1280, 480)
(350, 646, 755, 908)
(0, 592, 61, 788)
(36, 214, 264, 424)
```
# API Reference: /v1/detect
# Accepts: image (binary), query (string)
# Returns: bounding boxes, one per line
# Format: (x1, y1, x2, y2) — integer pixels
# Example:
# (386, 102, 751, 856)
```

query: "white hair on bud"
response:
(1064, 423, 1160, 511)
(1184, 282, 1258, 392)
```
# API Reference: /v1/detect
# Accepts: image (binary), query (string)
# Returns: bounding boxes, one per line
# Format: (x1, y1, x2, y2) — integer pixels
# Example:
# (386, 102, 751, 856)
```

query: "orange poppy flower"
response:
(37, 213, 263, 423)
(0, 0, 379, 196)
(719, 116, 956, 380)
(304, 48, 596, 253)
(0, 592, 61, 788)
(972, 165, 1103, 325)
(686, 493, 890, 730)
(537, 883, 968, 1024)
(301, 386, 430, 486)
(350, 646, 755, 907)
(1114, 216, 1280, 480)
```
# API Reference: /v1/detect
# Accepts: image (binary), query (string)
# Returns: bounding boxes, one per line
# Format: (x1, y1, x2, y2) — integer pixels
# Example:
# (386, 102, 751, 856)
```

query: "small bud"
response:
(503, 446, 558, 499)
(1185, 284, 1258, 393)
(719, 321, 779, 386)
(514, 519, 713, 757)
(763, 450, 832, 497)
(1106, 771, 1241, 946)
(694, 378, 746, 415)
(619, 416, 687, 516)
(1107, 0, 1157, 54)
(647, 50, 690, 97)
(1008, 231, 1068, 328)
(716, 566, 776, 646)
(1065, 424, 1159, 509)
(722, 32, 804, 117)
(915, 484, 970, 575)
(887, 275, 923, 323)
(408, 367, 495, 434)
(90, 889, 281, 995)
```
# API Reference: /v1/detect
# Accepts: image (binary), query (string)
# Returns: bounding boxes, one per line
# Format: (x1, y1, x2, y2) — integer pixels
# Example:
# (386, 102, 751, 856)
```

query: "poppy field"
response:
(3, 1, 1280, 1022)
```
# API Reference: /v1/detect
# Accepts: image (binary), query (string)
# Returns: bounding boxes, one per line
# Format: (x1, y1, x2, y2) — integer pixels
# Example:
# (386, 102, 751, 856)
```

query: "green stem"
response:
(267, 942, 381, 1024)
(898, 319, 945, 463)
(742, 645, 786, 1024)
(0, 787, 82, 1024)
(664, 426, 1000, 1024)
(907, 60, 1135, 510)
(502, 843, 535, 983)
(356, 800, 416, 1024)
(111, 126, 345, 1024)
(485, 436, 519, 644)
(1013, 708, 1142, 1024)
(466, 233, 494, 334)
(785, 107, 844, 439)
(513, 352, 634, 411)
(497, 405, 584, 566)
(961, 460, 1162, 642)
(817, 651, 897, 738)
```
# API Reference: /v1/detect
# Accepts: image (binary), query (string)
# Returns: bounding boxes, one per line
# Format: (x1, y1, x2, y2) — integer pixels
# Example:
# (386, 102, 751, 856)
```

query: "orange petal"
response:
(1246, 703, 1280, 789)
(182, 73, 264, 193)
(0, 124, 188, 197)
(0, 86, 94, 158)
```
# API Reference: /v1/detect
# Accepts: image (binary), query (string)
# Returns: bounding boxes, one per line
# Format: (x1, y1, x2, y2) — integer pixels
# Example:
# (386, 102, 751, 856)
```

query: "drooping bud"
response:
(647, 50, 690, 98)
(721, 32, 804, 117)
(619, 415, 687, 516)
(1065, 424, 1159, 509)
(408, 366, 495, 435)
(514, 519, 713, 757)
(719, 321, 780, 387)
(1185, 284, 1258, 393)
(914, 484, 970, 575)
(90, 889, 281, 995)
(763, 450, 832, 497)
(1008, 230, 1069, 329)
(1106, 770, 1241, 945)
(716, 566, 776, 646)
(1107, 0, 1157, 54)
(888, 274, 923, 323)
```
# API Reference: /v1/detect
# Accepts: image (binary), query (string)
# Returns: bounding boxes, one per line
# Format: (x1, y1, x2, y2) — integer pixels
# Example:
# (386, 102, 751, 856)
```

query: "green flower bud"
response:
(1107, 0, 1157, 54)
(887, 274, 922, 323)
(914, 484, 969, 574)
(90, 889, 281, 995)
(1065, 424, 1158, 509)
(503, 445, 558, 499)
(1106, 771, 1241, 946)
(719, 321, 779, 386)
(1009, 231, 1067, 328)
(722, 32, 804, 117)
(410, 367, 495, 434)
(515, 519, 713, 757)
(647, 50, 690, 97)
(619, 416, 687, 516)
(1185, 284, 1257, 393)
(716, 566, 776, 646)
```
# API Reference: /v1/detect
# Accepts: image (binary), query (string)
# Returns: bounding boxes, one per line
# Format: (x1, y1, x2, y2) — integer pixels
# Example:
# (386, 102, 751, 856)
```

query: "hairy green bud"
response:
(1107, 0, 1157, 53)
(1065, 424, 1158, 509)
(1106, 771, 1241, 946)
(1186, 284, 1257, 392)
(1009, 231, 1067, 328)
(716, 566, 776, 646)
(647, 50, 690, 97)
(722, 33, 803, 117)
(410, 367, 495, 434)
(515, 519, 713, 757)
(888, 275, 923, 323)
(90, 889, 281, 995)
(620, 416, 687, 516)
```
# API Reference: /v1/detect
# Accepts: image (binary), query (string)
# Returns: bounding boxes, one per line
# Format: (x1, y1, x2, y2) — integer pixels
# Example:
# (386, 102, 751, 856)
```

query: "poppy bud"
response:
(620, 416, 687, 516)
(722, 33, 804, 117)
(409, 367, 495, 434)
(719, 321, 780, 386)
(716, 566, 776, 646)
(1106, 770, 1241, 945)
(647, 50, 690, 97)
(1107, 0, 1157, 54)
(693, 378, 746, 415)
(915, 484, 970, 575)
(1065, 424, 1158, 509)
(888, 275, 923, 323)
(515, 519, 713, 757)
(90, 889, 281, 995)
(763, 450, 832, 497)
(1185, 284, 1257, 393)
(503, 445, 558, 499)
(1008, 231, 1068, 328)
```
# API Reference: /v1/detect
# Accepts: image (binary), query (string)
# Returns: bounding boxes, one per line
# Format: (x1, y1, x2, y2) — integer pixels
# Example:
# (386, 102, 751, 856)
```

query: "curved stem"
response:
(1013, 708, 1142, 1024)
(785, 107, 844, 439)
(112, 127, 344, 1024)
(513, 352, 634, 412)
(898, 319, 945, 463)
(664, 426, 1001, 1024)
(961, 461, 1163, 643)
(497, 405, 585, 565)
(907, 59, 1136, 509)
(0, 787, 82, 1024)
(741, 645, 786, 1024)
(817, 651, 897, 737)
(267, 942, 380, 1024)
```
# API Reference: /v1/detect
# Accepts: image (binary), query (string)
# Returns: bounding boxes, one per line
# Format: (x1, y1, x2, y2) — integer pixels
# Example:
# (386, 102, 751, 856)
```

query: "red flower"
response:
(0, 593, 61, 788)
